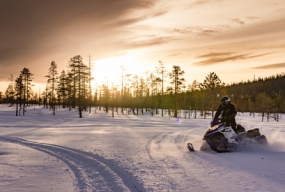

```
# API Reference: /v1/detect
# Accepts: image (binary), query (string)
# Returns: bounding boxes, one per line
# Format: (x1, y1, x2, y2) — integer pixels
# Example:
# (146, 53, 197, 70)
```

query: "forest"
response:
(0, 55, 284, 121)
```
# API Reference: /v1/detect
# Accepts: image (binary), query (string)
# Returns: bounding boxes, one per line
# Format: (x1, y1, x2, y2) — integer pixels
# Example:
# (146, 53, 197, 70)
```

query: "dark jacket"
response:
(214, 103, 237, 122)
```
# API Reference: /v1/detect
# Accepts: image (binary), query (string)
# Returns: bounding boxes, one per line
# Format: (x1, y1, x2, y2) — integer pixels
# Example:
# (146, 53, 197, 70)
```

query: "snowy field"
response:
(0, 105, 285, 192)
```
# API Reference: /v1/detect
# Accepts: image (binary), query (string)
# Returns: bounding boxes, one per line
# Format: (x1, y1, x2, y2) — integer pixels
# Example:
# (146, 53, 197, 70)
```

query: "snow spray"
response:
(266, 131, 285, 152)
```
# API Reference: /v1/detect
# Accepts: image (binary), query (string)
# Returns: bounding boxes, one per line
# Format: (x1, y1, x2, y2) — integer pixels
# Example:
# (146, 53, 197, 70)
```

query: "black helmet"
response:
(220, 96, 230, 106)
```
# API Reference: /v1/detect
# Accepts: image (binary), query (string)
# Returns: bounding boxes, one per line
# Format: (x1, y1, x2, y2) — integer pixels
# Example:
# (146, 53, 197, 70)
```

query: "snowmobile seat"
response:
(235, 124, 245, 134)
(246, 128, 261, 138)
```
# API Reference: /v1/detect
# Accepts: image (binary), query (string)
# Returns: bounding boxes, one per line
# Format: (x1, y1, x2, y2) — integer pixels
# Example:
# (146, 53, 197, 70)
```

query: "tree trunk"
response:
(16, 101, 18, 116)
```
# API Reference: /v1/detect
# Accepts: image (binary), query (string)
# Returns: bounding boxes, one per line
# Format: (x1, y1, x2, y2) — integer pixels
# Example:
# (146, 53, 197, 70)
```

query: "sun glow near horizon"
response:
(91, 54, 147, 90)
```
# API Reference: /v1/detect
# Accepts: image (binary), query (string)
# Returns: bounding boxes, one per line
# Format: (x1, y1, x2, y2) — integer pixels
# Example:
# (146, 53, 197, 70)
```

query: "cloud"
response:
(197, 52, 235, 58)
(0, 0, 166, 81)
(193, 52, 272, 66)
(125, 36, 175, 49)
(225, 15, 285, 39)
(246, 16, 260, 20)
(167, 53, 183, 57)
(252, 62, 285, 69)
(194, 0, 211, 5)
(169, 25, 227, 37)
(231, 18, 245, 25)
(192, 0, 223, 6)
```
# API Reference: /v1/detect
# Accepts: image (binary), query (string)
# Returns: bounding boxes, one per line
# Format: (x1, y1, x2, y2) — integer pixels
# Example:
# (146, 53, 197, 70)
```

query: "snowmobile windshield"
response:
(211, 119, 220, 126)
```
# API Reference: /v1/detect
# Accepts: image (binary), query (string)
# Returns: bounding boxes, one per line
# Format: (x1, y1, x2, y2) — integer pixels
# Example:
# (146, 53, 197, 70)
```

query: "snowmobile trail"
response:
(145, 132, 173, 160)
(0, 136, 144, 192)
(143, 131, 210, 191)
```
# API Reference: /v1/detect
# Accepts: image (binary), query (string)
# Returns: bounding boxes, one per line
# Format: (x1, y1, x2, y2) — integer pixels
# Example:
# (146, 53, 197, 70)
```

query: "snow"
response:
(0, 105, 285, 192)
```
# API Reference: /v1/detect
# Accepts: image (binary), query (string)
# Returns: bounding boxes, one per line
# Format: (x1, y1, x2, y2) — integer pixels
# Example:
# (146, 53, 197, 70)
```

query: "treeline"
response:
(0, 54, 284, 120)
(184, 73, 285, 121)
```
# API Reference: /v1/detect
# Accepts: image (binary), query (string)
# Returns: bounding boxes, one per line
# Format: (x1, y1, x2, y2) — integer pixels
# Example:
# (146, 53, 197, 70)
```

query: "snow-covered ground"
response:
(0, 105, 285, 192)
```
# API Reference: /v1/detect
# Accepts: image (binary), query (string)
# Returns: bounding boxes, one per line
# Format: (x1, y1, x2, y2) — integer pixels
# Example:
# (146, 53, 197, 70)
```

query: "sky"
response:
(1, 0, 285, 93)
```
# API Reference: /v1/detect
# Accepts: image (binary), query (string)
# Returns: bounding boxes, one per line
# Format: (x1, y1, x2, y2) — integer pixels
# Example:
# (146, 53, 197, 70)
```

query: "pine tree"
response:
(5, 84, 15, 104)
(169, 65, 185, 117)
(156, 61, 167, 116)
(46, 61, 58, 115)
(14, 74, 24, 116)
(68, 55, 87, 118)
(57, 70, 69, 108)
(199, 72, 226, 117)
(20, 68, 33, 115)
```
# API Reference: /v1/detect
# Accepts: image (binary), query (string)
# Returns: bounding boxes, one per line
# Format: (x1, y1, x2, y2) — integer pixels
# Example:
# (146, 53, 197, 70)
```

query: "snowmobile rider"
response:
(213, 96, 237, 130)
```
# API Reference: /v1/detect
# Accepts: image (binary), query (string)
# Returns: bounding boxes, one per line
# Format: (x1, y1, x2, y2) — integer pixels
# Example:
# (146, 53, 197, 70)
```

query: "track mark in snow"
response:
(154, 132, 173, 150)
(0, 136, 144, 192)
(145, 132, 172, 160)
(144, 132, 208, 191)
(174, 134, 189, 150)
(145, 132, 162, 160)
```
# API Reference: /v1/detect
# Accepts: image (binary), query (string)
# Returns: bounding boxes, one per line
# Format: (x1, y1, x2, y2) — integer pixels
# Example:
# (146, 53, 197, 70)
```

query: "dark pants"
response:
(223, 117, 237, 129)
(224, 117, 245, 133)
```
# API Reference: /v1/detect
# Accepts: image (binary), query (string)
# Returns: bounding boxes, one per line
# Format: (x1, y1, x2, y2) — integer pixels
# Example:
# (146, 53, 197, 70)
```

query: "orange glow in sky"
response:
(0, 0, 285, 93)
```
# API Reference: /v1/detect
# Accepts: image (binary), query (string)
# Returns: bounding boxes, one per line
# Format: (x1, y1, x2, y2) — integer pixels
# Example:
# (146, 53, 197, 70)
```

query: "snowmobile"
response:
(187, 119, 268, 153)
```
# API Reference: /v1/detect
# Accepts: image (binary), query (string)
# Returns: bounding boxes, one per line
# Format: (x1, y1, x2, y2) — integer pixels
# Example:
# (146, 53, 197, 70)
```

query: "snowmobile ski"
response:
(187, 143, 195, 151)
